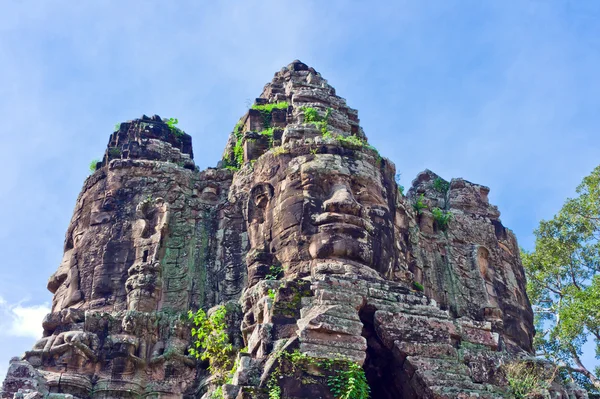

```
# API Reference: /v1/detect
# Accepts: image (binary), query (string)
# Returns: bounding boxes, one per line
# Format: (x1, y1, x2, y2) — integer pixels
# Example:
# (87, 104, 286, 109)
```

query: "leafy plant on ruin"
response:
(301, 106, 332, 136)
(265, 264, 283, 280)
(267, 289, 277, 301)
(114, 123, 121, 131)
(165, 117, 185, 137)
(413, 194, 427, 214)
(222, 121, 244, 170)
(108, 147, 121, 158)
(503, 361, 557, 399)
(413, 281, 424, 292)
(188, 305, 234, 380)
(268, 350, 370, 399)
(270, 146, 288, 156)
(432, 207, 452, 231)
(395, 173, 405, 196)
(252, 101, 289, 129)
(89, 159, 100, 173)
(327, 360, 370, 399)
(433, 177, 450, 194)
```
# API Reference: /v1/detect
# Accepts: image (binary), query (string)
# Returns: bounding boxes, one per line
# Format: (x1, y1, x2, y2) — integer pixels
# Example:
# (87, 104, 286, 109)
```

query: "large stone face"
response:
(2, 61, 587, 399)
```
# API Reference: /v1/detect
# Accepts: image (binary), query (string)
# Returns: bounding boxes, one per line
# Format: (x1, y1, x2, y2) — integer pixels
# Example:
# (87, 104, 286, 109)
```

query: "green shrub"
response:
(114, 123, 121, 131)
(503, 361, 555, 399)
(268, 289, 276, 301)
(108, 147, 121, 158)
(188, 306, 233, 378)
(433, 177, 450, 194)
(166, 117, 184, 137)
(265, 265, 283, 280)
(300, 106, 332, 136)
(89, 159, 100, 173)
(413, 194, 427, 214)
(395, 173, 404, 196)
(413, 281, 424, 292)
(431, 207, 452, 231)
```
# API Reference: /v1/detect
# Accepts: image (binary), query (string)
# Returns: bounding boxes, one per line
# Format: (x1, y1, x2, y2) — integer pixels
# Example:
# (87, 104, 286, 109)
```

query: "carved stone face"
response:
(247, 152, 395, 279)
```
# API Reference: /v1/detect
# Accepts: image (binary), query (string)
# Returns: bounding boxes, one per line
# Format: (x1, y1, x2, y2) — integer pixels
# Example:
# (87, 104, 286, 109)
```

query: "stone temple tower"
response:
(2, 61, 587, 399)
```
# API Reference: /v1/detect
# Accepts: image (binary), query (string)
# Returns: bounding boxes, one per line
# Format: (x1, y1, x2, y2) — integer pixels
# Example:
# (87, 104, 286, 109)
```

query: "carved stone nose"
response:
(323, 184, 362, 216)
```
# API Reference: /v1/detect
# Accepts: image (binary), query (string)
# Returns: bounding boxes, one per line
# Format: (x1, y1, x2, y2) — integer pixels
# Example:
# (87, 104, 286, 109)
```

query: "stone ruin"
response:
(1, 61, 589, 399)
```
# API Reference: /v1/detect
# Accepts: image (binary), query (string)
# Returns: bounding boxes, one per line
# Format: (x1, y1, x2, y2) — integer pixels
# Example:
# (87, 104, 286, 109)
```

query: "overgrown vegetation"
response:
(252, 101, 289, 129)
(114, 123, 121, 131)
(521, 165, 600, 394)
(265, 265, 283, 280)
(267, 350, 370, 399)
(89, 159, 100, 173)
(108, 147, 121, 158)
(413, 194, 427, 214)
(413, 281, 424, 292)
(395, 173, 405, 196)
(188, 306, 234, 380)
(327, 360, 370, 399)
(503, 361, 557, 399)
(166, 117, 185, 137)
(300, 106, 332, 136)
(433, 177, 450, 194)
(432, 207, 452, 231)
(251, 101, 289, 113)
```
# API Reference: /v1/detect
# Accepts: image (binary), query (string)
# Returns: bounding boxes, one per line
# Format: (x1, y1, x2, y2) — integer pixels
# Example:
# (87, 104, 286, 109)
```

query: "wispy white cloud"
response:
(0, 297, 49, 340)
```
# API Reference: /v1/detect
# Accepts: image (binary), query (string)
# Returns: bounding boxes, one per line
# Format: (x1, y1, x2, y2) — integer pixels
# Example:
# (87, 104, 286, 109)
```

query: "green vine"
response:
(267, 350, 370, 399)
(327, 361, 370, 399)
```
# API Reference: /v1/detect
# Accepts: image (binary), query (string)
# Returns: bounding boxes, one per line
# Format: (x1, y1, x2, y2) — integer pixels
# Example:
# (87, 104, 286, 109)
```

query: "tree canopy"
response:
(522, 165, 600, 394)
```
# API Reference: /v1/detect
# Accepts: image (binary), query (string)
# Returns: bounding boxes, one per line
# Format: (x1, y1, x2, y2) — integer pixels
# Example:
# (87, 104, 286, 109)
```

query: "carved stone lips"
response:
(313, 212, 374, 233)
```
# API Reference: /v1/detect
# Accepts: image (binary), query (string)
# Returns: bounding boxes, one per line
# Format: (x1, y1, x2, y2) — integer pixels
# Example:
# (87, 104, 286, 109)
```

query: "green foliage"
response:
(522, 165, 600, 394)
(336, 134, 365, 147)
(413, 194, 427, 214)
(432, 207, 452, 231)
(300, 106, 332, 136)
(251, 101, 288, 113)
(166, 117, 184, 137)
(188, 306, 233, 379)
(413, 281, 424, 292)
(108, 147, 121, 158)
(503, 362, 556, 399)
(327, 361, 370, 399)
(267, 289, 276, 301)
(270, 146, 287, 156)
(303, 107, 320, 123)
(252, 101, 288, 129)
(114, 123, 121, 131)
(210, 386, 223, 399)
(265, 265, 283, 280)
(267, 350, 369, 399)
(395, 173, 404, 196)
(268, 374, 282, 399)
(89, 159, 100, 173)
(433, 177, 450, 194)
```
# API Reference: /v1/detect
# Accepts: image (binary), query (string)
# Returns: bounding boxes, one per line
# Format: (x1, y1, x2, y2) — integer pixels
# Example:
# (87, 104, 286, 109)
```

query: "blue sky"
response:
(1, 0, 599, 382)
